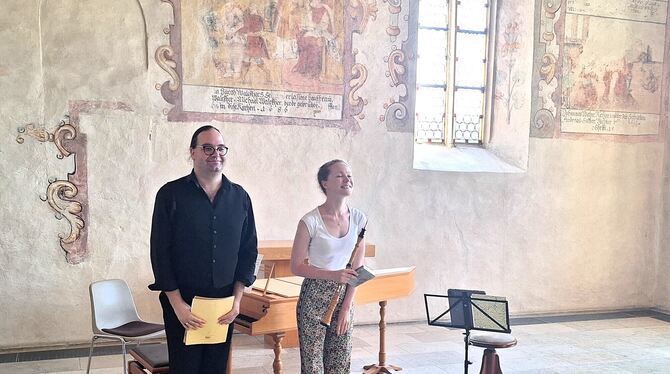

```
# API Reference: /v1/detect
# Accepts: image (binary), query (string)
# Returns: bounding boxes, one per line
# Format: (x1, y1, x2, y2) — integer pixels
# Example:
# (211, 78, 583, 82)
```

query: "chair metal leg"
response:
(87, 334, 132, 374)
(86, 336, 97, 374)
(121, 341, 128, 374)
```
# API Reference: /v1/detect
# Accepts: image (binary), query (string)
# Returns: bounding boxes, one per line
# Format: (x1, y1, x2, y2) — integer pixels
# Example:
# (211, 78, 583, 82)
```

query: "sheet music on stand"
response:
(470, 294, 510, 333)
(424, 289, 511, 374)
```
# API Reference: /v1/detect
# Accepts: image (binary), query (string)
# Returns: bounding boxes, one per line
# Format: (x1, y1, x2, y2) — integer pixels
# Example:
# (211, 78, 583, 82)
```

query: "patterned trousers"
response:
(296, 278, 354, 374)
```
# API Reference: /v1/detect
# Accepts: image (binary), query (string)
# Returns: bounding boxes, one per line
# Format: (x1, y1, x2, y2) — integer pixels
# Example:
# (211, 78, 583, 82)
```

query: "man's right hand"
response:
(166, 290, 206, 330)
(174, 301, 206, 330)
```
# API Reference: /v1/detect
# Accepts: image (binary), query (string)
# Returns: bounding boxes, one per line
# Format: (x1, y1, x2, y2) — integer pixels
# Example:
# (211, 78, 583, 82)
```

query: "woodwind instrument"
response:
(320, 226, 367, 327)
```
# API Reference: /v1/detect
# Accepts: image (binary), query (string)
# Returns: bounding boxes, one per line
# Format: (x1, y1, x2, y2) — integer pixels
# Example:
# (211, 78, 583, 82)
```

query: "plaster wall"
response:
(0, 0, 666, 349)
(657, 102, 670, 312)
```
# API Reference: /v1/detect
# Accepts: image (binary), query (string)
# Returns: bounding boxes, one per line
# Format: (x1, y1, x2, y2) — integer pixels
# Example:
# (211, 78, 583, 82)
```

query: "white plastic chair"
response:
(86, 279, 165, 374)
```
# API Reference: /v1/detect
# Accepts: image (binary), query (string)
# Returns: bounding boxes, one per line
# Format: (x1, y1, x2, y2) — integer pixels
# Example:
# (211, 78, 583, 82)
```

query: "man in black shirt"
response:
(149, 125, 258, 373)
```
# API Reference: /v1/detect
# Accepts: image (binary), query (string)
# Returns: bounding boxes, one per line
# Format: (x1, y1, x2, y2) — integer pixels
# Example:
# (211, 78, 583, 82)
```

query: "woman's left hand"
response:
(218, 303, 240, 325)
(336, 304, 351, 336)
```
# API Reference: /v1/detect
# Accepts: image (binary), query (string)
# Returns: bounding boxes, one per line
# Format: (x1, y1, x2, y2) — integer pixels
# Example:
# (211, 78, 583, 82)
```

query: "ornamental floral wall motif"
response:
(495, 11, 524, 127)
(379, 0, 416, 133)
(16, 115, 88, 264)
(15, 101, 133, 264)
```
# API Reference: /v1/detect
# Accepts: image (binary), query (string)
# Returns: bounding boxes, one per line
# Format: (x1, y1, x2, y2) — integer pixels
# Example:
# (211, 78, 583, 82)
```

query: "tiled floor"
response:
(2, 315, 670, 373)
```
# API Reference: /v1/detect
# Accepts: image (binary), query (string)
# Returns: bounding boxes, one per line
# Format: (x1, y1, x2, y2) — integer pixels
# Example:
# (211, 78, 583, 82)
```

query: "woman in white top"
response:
(290, 159, 367, 374)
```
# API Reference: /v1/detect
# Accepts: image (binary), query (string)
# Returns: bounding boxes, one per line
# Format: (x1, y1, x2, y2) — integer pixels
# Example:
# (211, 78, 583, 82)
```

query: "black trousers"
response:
(159, 286, 235, 374)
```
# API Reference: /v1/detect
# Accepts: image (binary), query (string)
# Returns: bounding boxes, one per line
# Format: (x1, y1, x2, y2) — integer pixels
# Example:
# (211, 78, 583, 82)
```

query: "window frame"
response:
(416, 0, 498, 147)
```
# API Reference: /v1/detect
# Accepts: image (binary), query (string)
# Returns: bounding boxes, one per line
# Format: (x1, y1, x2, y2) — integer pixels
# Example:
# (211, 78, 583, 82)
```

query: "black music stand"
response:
(424, 289, 511, 374)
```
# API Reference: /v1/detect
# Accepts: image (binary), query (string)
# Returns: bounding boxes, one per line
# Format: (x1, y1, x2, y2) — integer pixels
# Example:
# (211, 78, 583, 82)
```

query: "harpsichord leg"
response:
(363, 301, 402, 374)
(271, 332, 286, 374)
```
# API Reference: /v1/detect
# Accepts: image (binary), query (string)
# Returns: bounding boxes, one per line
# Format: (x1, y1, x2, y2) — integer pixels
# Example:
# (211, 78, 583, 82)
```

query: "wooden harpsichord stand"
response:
(355, 266, 416, 374)
(234, 241, 414, 374)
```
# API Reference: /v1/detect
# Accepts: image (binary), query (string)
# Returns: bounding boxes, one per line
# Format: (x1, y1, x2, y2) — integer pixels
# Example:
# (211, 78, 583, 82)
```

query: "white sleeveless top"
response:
(301, 207, 367, 270)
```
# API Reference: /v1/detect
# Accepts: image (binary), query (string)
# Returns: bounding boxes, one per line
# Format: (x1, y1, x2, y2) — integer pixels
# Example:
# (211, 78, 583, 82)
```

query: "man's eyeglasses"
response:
(197, 145, 229, 156)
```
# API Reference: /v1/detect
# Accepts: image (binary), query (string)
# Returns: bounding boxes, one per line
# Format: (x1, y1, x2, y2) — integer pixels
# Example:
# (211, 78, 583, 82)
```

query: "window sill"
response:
(413, 143, 525, 173)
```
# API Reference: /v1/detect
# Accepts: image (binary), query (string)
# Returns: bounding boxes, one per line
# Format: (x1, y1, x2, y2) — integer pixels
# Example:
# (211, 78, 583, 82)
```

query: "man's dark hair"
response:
(190, 125, 221, 148)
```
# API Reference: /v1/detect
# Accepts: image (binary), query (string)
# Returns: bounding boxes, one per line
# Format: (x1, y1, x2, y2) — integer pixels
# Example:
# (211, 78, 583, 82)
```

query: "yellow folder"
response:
(183, 296, 234, 346)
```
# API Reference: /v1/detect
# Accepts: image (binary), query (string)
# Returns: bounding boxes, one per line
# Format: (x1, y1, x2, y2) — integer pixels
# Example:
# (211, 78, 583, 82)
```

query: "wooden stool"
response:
(128, 344, 169, 374)
(469, 332, 517, 374)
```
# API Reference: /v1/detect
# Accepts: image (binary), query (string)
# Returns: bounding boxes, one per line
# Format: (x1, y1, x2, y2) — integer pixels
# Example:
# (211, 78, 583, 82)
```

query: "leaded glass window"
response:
(416, 0, 495, 145)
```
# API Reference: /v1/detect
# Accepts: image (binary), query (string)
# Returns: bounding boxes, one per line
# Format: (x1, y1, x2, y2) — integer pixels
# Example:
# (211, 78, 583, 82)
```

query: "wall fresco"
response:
(157, 0, 377, 130)
(531, 0, 670, 141)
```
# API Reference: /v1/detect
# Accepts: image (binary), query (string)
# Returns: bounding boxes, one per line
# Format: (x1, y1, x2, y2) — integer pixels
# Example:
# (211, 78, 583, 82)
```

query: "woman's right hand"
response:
(174, 301, 206, 330)
(330, 268, 358, 284)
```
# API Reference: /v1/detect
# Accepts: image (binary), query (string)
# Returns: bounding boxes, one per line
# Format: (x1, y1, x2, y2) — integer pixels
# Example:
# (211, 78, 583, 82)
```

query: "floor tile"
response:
(3, 315, 670, 374)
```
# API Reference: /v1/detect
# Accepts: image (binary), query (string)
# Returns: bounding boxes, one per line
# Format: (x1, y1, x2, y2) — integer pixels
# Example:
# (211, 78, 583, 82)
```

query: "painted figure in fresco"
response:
(292, 0, 341, 80)
(220, 4, 246, 78)
(290, 160, 367, 374)
(274, 0, 300, 59)
(637, 45, 659, 94)
(572, 64, 599, 109)
(601, 61, 634, 106)
(562, 44, 583, 108)
(239, 6, 272, 83)
(203, 3, 246, 79)
(149, 125, 258, 374)
(640, 67, 659, 94)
